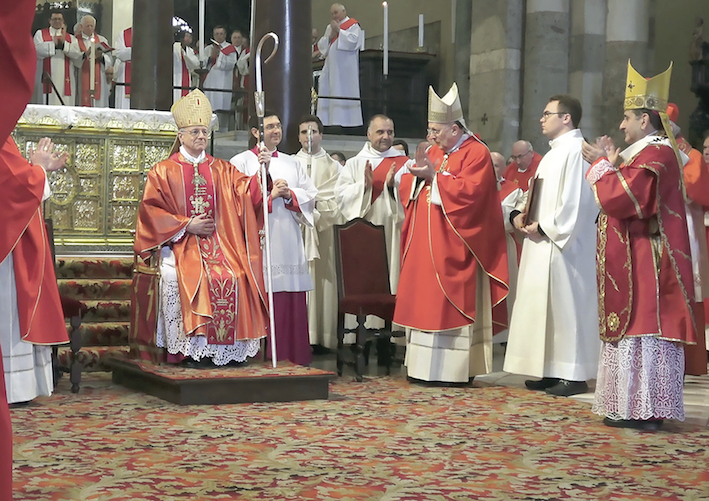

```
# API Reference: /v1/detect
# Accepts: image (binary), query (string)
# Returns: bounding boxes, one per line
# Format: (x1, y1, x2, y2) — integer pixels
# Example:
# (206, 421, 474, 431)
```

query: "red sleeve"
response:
(593, 152, 659, 220)
(684, 149, 709, 208)
(285, 189, 301, 213)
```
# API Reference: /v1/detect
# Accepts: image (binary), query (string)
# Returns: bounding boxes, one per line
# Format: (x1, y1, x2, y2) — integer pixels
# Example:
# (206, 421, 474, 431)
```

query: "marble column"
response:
(569, 0, 606, 141)
(602, 0, 651, 137)
(250, 0, 312, 154)
(131, 0, 173, 110)
(520, 0, 571, 153)
(468, 0, 524, 155)
(453, 0, 472, 118)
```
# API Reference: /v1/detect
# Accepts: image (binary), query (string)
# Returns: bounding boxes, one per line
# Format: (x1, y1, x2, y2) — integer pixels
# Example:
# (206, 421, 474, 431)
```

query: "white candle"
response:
(418, 14, 424, 47)
(89, 35, 96, 91)
(451, 0, 457, 44)
(199, 0, 205, 60)
(383, 1, 388, 76)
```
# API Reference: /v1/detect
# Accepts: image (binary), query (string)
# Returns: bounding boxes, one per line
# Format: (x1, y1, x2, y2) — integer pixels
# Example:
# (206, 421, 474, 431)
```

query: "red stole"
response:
(180, 50, 190, 97)
(181, 155, 238, 345)
(41, 28, 73, 96)
(77, 34, 102, 105)
(371, 156, 408, 203)
(123, 27, 132, 98)
(330, 18, 359, 45)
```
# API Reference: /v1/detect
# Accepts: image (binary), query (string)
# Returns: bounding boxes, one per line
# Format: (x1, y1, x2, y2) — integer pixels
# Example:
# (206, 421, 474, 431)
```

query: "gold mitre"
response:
(624, 60, 672, 112)
(171, 89, 213, 129)
(428, 83, 465, 124)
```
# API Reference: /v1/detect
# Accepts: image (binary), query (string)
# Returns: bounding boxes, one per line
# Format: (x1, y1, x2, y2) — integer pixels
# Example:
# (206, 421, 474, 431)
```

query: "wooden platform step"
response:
(109, 356, 335, 405)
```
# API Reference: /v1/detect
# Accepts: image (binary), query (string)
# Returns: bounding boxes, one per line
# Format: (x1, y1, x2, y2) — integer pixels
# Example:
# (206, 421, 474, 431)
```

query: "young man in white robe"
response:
(113, 26, 132, 109)
(173, 31, 199, 103)
(32, 10, 83, 106)
(503, 94, 600, 397)
(491, 151, 523, 344)
(76, 15, 113, 108)
(202, 26, 237, 130)
(316, 3, 363, 127)
(230, 112, 318, 366)
(294, 115, 344, 351)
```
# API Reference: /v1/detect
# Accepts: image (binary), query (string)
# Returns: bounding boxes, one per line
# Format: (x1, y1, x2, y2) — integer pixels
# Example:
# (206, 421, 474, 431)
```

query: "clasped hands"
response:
(512, 213, 540, 236)
(582, 135, 621, 167)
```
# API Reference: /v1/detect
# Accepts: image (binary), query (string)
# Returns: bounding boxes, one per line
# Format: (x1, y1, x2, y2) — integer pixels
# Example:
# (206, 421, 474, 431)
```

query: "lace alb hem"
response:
(592, 336, 685, 421)
(156, 273, 262, 365)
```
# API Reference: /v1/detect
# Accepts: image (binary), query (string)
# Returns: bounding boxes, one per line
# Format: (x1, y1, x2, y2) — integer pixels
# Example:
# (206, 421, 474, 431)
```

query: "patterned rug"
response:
(10, 373, 709, 500)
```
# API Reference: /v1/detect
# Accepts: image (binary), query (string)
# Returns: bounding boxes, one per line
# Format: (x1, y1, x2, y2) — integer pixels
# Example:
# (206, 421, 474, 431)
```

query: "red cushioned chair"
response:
(46, 219, 87, 393)
(333, 218, 401, 381)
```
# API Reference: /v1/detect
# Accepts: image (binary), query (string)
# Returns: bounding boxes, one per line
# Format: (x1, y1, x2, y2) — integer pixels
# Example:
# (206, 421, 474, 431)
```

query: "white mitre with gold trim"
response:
(428, 83, 470, 134)
(171, 89, 213, 129)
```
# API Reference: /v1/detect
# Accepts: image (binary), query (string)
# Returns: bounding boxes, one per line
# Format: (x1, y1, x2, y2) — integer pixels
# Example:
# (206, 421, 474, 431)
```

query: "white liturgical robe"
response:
(2, 175, 53, 404)
(230, 149, 318, 293)
(335, 142, 409, 293)
(202, 41, 237, 113)
(32, 27, 82, 106)
(503, 129, 600, 381)
(173, 42, 199, 103)
(77, 32, 112, 108)
(113, 27, 132, 110)
(316, 17, 363, 127)
(295, 148, 344, 348)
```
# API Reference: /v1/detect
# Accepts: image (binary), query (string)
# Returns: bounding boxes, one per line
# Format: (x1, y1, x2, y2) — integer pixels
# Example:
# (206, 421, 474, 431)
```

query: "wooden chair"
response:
(333, 218, 401, 381)
(46, 219, 87, 393)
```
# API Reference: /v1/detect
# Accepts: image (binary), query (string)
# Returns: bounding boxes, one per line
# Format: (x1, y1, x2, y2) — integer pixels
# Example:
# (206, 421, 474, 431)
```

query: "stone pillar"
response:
(453, 0, 472, 117)
(468, 0, 524, 155)
(520, 0, 571, 153)
(602, 0, 650, 137)
(131, 0, 173, 110)
(569, 0, 606, 140)
(250, 0, 312, 154)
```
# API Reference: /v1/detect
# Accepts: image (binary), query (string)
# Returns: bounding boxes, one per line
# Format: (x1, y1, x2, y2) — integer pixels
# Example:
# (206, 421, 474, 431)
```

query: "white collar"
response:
(549, 129, 583, 149)
(619, 132, 664, 162)
(298, 147, 326, 158)
(358, 142, 405, 159)
(444, 134, 469, 154)
(180, 146, 206, 164)
(339, 16, 350, 26)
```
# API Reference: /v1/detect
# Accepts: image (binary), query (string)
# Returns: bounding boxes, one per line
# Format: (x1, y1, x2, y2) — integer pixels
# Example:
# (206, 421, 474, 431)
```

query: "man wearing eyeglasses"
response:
(394, 83, 509, 385)
(133, 90, 269, 368)
(503, 140, 542, 191)
(230, 111, 318, 366)
(503, 94, 599, 397)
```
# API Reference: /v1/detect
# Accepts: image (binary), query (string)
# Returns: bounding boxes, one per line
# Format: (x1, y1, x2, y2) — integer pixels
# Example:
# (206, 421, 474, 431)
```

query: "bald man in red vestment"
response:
(394, 83, 509, 384)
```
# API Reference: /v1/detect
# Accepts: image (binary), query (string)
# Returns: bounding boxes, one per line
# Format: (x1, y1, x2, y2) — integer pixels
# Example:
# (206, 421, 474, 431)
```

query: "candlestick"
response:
(199, 0, 205, 60)
(89, 35, 96, 92)
(418, 14, 424, 48)
(383, 1, 388, 76)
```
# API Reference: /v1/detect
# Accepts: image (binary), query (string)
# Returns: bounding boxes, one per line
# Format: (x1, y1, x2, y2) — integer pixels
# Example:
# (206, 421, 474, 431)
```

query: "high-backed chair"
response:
(333, 218, 400, 381)
(46, 219, 87, 393)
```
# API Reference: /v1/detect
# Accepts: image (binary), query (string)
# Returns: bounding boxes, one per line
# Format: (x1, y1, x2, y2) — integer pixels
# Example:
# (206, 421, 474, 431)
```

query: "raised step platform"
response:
(109, 355, 335, 405)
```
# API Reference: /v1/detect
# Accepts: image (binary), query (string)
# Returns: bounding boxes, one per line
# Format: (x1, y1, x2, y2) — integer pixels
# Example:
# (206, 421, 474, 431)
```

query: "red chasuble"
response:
(592, 140, 696, 345)
(1, 2, 42, 494)
(503, 151, 542, 191)
(394, 137, 509, 331)
(133, 154, 268, 355)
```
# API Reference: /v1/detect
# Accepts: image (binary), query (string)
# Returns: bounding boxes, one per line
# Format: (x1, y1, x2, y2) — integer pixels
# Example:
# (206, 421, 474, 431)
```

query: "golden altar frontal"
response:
(13, 105, 217, 253)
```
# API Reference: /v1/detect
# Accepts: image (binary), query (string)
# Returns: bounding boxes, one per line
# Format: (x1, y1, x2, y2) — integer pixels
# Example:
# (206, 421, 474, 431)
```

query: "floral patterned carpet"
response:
(10, 373, 709, 500)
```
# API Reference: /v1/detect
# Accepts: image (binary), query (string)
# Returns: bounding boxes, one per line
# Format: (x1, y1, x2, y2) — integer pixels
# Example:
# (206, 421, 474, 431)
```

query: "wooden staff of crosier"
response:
(254, 32, 280, 367)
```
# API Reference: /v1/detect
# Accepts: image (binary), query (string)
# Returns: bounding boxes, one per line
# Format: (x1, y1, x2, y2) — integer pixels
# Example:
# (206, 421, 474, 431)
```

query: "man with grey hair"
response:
(76, 14, 112, 107)
(503, 140, 542, 191)
(316, 3, 363, 127)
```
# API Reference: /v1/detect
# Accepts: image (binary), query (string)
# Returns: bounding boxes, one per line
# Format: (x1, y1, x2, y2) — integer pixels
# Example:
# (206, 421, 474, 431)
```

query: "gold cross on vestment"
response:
(190, 195, 210, 216)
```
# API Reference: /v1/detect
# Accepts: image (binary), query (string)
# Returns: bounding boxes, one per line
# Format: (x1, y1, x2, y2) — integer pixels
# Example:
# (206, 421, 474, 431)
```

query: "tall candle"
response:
(89, 35, 96, 92)
(418, 14, 424, 47)
(451, 0, 457, 44)
(199, 0, 205, 60)
(383, 1, 389, 76)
